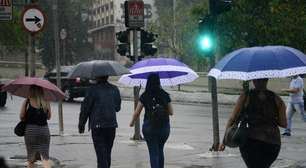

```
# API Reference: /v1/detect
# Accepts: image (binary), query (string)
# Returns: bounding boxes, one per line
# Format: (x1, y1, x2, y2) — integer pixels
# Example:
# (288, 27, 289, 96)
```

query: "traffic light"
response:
(116, 30, 130, 56)
(197, 15, 214, 55)
(210, 0, 232, 15)
(141, 30, 158, 56)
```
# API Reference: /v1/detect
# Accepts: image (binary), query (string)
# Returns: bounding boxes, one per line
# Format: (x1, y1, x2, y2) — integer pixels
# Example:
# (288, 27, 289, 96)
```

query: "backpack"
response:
(148, 96, 168, 127)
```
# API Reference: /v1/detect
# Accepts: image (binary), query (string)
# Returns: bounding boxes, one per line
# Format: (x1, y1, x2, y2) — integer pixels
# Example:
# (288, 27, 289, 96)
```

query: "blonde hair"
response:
(29, 85, 48, 112)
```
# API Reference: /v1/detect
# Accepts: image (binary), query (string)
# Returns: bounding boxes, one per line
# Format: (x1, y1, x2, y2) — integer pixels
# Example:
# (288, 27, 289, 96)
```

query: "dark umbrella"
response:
(68, 60, 130, 79)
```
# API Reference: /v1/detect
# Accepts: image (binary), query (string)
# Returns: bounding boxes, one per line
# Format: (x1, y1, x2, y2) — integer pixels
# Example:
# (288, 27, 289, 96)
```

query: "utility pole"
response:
(52, 0, 64, 136)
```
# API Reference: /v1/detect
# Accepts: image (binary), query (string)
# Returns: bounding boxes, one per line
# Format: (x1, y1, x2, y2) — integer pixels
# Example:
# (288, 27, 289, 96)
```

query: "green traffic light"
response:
(198, 35, 213, 51)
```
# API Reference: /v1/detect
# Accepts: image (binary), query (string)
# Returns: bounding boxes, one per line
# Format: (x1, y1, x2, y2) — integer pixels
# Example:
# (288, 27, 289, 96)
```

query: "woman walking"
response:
(219, 78, 287, 168)
(130, 73, 173, 168)
(19, 85, 51, 168)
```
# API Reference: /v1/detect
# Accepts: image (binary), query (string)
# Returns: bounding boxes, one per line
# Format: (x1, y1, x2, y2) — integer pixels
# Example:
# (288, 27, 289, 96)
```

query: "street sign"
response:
(0, 0, 12, 21)
(21, 5, 46, 34)
(125, 1, 144, 28)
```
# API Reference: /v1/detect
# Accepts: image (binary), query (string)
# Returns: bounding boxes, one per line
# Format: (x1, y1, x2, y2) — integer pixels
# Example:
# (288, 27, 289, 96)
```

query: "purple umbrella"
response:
(118, 58, 199, 86)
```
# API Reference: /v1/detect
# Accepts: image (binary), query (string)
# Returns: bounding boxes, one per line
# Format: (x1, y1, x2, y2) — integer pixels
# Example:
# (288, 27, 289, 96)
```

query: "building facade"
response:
(88, 0, 156, 62)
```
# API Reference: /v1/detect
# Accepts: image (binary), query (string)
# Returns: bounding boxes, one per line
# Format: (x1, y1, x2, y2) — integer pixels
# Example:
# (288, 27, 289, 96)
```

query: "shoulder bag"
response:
(14, 99, 29, 137)
(223, 92, 250, 148)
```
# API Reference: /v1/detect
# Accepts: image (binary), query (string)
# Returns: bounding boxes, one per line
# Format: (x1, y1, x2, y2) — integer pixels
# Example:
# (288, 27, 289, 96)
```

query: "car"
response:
(0, 80, 7, 107)
(44, 66, 92, 101)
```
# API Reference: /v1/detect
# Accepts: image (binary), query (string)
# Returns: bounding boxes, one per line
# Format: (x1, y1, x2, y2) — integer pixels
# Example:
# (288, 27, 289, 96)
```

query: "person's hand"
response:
(218, 143, 225, 151)
(281, 89, 288, 92)
(78, 124, 85, 134)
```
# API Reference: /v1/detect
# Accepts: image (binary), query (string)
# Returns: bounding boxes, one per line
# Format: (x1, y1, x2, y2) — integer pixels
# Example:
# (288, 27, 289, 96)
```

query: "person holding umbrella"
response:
(129, 73, 174, 168)
(282, 75, 306, 136)
(78, 76, 121, 168)
(20, 85, 52, 168)
(219, 79, 287, 168)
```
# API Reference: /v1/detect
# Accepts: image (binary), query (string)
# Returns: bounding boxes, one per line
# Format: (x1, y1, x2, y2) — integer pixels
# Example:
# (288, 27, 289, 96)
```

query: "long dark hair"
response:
(145, 73, 161, 93)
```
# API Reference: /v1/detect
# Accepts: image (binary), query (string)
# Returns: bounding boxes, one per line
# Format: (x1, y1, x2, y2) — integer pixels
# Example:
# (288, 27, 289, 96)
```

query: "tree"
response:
(151, 0, 208, 71)
(39, 0, 94, 71)
(0, 8, 27, 57)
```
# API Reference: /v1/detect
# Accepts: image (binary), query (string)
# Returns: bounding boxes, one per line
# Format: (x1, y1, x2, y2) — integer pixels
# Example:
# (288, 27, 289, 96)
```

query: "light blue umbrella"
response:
(208, 46, 306, 80)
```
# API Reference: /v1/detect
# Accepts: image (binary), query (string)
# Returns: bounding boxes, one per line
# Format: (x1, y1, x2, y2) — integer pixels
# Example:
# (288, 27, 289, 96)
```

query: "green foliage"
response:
(216, 0, 306, 56)
(0, 9, 26, 48)
(39, 0, 94, 71)
(152, 0, 306, 71)
(151, 0, 207, 71)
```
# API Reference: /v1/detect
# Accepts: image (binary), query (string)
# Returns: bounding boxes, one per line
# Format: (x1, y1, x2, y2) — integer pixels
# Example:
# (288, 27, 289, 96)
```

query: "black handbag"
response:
(14, 99, 29, 137)
(223, 92, 249, 148)
(14, 121, 26, 137)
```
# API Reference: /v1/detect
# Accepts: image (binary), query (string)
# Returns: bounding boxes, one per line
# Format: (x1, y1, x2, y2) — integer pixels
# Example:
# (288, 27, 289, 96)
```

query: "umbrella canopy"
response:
(2, 77, 65, 101)
(118, 57, 199, 86)
(208, 46, 306, 81)
(68, 60, 130, 79)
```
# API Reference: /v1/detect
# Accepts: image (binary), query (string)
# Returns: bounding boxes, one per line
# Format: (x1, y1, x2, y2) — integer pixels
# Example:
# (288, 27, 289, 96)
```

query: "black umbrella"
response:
(68, 60, 130, 79)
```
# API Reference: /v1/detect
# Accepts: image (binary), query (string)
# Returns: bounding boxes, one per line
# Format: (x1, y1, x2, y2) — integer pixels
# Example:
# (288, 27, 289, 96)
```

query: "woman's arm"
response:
(219, 93, 246, 151)
(129, 101, 144, 127)
(275, 95, 287, 128)
(20, 99, 28, 121)
(167, 103, 173, 116)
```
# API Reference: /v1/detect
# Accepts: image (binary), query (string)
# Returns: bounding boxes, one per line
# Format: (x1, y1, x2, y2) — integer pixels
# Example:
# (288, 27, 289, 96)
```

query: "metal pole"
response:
(63, 39, 66, 65)
(30, 35, 36, 77)
(132, 29, 143, 140)
(208, 0, 220, 151)
(27, 35, 33, 76)
(209, 55, 219, 151)
(53, 0, 64, 136)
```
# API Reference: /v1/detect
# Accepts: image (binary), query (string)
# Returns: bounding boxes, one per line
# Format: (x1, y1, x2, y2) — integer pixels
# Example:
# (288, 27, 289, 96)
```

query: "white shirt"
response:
(289, 76, 304, 103)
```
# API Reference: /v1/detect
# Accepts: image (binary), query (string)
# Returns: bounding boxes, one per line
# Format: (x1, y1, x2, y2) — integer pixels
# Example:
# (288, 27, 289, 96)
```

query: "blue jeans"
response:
(284, 102, 306, 133)
(91, 128, 116, 168)
(142, 122, 170, 168)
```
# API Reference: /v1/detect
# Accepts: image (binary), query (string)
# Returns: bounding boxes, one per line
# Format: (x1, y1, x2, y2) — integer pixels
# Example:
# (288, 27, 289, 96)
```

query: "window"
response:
(110, 15, 114, 23)
(106, 16, 109, 24)
(110, 1, 114, 9)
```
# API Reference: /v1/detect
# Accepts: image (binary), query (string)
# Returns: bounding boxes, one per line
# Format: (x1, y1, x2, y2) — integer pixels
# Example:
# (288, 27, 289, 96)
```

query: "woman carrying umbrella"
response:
(219, 78, 287, 168)
(208, 46, 306, 168)
(20, 85, 52, 168)
(129, 73, 174, 168)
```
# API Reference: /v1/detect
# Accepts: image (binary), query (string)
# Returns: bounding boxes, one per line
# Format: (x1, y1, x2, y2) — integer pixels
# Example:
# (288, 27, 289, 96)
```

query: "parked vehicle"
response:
(0, 81, 7, 107)
(44, 66, 92, 101)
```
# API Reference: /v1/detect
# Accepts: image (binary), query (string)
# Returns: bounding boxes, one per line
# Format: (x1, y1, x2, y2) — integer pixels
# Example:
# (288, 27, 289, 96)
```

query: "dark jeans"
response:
(143, 122, 170, 168)
(91, 127, 116, 168)
(239, 138, 280, 168)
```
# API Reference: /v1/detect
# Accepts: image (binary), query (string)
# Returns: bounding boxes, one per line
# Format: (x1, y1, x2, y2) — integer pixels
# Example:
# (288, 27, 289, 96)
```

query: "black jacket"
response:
(78, 82, 121, 130)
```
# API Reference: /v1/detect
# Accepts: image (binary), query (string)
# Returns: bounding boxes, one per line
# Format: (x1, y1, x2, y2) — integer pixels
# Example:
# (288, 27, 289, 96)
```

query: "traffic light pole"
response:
(132, 29, 143, 140)
(209, 0, 220, 151)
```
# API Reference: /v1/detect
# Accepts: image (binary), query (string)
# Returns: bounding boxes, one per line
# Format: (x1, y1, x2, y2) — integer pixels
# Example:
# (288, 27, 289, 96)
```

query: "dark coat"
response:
(78, 82, 121, 130)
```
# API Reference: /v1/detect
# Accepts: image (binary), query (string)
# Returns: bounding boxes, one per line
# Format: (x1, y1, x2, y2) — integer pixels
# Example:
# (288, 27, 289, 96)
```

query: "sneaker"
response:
(282, 132, 291, 136)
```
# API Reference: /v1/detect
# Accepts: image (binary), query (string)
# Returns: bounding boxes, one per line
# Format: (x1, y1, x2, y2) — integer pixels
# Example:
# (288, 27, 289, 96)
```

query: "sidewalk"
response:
(1, 87, 305, 168)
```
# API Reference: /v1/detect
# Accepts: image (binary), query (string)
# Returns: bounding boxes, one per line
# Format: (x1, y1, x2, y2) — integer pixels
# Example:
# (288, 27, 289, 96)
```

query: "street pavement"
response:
(0, 85, 306, 168)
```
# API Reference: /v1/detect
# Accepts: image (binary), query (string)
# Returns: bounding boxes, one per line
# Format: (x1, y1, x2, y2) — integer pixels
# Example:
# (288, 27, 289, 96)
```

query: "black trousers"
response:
(239, 138, 280, 168)
(91, 128, 116, 168)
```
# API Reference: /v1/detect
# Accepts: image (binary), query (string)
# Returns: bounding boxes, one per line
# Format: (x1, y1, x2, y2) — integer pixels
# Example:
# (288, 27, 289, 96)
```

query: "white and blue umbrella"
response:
(208, 46, 306, 81)
(118, 58, 199, 86)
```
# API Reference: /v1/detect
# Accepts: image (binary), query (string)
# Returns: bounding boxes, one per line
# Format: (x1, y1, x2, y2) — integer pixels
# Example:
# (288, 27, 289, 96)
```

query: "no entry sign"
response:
(125, 1, 144, 28)
(21, 5, 46, 34)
